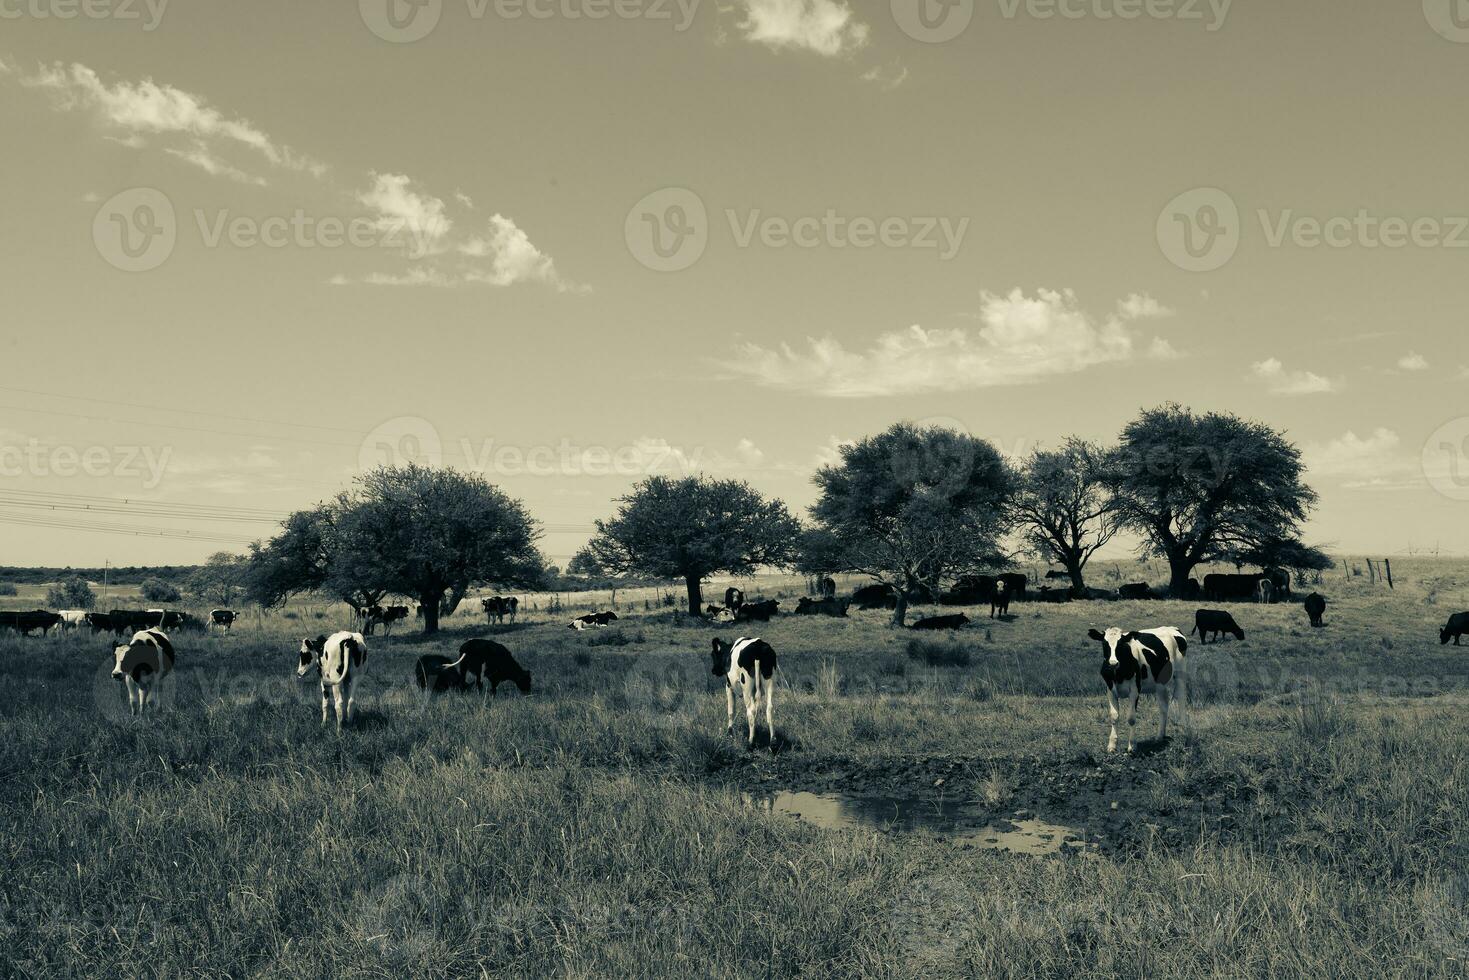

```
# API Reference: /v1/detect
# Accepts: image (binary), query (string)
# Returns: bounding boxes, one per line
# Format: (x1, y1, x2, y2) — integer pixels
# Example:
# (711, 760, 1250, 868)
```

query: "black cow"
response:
(818, 577, 837, 599)
(998, 573, 1027, 602)
(852, 583, 898, 609)
(1191, 609, 1244, 643)
(1044, 569, 1071, 580)
(1304, 593, 1327, 628)
(108, 609, 178, 635)
(990, 582, 1010, 619)
(1203, 570, 1291, 602)
(910, 614, 970, 630)
(1037, 587, 1073, 603)
(939, 575, 994, 605)
(795, 596, 849, 617)
(447, 638, 532, 694)
(367, 605, 410, 634)
(85, 612, 114, 633)
(1440, 612, 1469, 646)
(414, 654, 468, 693)
(735, 599, 779, 623)
(0, 610, 62, 636)
(1118, 583, 1154, 600)
(482, 596, 520, 624)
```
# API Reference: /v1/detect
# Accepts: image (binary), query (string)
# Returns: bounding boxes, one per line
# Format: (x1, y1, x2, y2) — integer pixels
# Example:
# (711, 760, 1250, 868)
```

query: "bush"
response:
(45, 576, 96, 610)
(0, 583, 16, 596)
(905, 637, 971, 668)
(141, 578, 183, 603)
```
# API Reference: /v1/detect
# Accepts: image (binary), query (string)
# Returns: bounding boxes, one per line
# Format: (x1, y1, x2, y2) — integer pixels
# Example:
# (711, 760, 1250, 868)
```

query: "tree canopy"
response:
(1013, 438, 1119, 595)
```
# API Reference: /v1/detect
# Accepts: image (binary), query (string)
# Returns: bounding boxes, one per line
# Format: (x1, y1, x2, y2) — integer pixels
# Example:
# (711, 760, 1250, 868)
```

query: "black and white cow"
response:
(724, 587, 745, 611)
(58, 610, 89, 631)
(711, 637, 777, 751)
(569, 611, 619, 630)
(1087, 626, 1188, 753)
(1440, 612, 1469, 646)
(442, 638, 532, 694)
(297, 631, 368, 729)
(1254, 580, 1274, 604)
(990, 581, 1010, 619)
(1191, 609, 1244, 643)
(482, 596, 520, 624)
(111, 628, 175, 716)
(209, 609, 238, 631)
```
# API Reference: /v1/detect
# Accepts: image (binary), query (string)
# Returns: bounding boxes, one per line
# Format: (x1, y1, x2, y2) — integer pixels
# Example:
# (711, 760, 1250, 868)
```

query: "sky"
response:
(3, 0, 1469, 568)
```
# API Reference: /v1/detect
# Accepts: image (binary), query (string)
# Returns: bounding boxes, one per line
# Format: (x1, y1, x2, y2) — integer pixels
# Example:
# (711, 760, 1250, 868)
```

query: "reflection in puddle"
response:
(755, 791, 1089, 856)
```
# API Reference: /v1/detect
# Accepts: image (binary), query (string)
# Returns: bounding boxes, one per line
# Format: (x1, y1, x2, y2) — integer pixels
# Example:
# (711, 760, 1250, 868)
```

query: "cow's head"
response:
(297, 636, 326, 677)
(1442, 623, 1455, 645)
(711, 638, 732, 677)
(112, 636, 158, 682)
(1088, 627, 1139, 684)
(510, 666, 532, 694)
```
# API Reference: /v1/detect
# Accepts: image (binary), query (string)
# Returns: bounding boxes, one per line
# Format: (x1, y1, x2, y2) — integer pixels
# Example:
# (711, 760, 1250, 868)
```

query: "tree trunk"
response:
(420, 590, 442, 634)
(685, 575, 703, 616)
(1066, 556, 1087, 597)
(891, 589, 909, 628)
(1167, 552, 1194, 598)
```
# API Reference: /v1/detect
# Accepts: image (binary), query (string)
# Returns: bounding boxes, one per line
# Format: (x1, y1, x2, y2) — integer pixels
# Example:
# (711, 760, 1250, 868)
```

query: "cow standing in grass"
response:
(297, 631, 367, 729)
(111, 629, 175, 716)
(712, 637, 777, 751)
(1087, 626, 1188, 753)
(990, 581, 1010, 619)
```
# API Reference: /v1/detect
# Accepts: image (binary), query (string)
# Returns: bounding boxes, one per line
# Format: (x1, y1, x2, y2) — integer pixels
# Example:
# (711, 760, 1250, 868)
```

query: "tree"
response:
(1013, 438, 1120, 595)
(188, 552, 249, 606)
(582, 476, 800, 614)
(346, 465, 545, 634)
(140, 578, 182, 603)
(246, 501, 390, 614)
(810, 423, 1016, 626)
(1234, 537, 1334, 585)
(46, 575, 96, 610)
(1103, 405, 1318, 596)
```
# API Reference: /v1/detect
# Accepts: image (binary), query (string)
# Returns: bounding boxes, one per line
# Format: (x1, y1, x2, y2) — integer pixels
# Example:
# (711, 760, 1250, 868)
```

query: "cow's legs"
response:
(725, 682, 735, 733)
(1124, 688, 1139, 753)
(1106, 686, 1120, 753)
(1157, 685, 1172, 741)
(764, 673, 775, 751)
(744, 682, 757, 747)
(332, 686, 346, 730)
(1174, 671, 1188, 733)
(320, 683, 330, 725)
(343, 677, 355, 725)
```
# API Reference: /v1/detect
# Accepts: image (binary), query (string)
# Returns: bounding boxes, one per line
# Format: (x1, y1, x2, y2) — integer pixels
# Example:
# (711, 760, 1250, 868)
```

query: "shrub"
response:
(906, 638, 971, 668)
(0, 583, 16, 596)
(45, 576, 96, 610)
(141, 578, 183, 603)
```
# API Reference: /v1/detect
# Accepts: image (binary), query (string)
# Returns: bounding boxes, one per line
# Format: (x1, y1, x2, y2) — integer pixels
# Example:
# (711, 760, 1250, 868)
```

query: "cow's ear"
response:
(1087, 629, 1105, 642)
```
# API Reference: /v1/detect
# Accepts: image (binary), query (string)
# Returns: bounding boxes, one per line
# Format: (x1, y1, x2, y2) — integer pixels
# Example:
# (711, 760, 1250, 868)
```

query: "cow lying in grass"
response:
(910, 614, 969, 630)
(298, 631, 367, 729)
(111, 628, 175, 716)
(1087, 626, 1188, 753)
(570, 612, 618, 630)
(711, 637, 777, 751)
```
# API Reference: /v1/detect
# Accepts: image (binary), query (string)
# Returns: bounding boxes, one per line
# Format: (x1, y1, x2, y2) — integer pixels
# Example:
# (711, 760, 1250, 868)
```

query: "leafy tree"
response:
(1103, 405, 1318, 595)
(582, 476, 800, 614)
(809, 423, 1016, 626)
(46, 575, 96, 610)
(345, 465, 545, 634)
(188, 552, 249, 606)
(1013, 438, 1120, 595)
(1234, 537, 1334, 584)
(140, 578, 182, 603)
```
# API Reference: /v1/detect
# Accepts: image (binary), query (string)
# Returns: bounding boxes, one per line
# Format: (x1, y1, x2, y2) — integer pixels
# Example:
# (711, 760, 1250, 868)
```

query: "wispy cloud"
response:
(460, 214, 584, 291)
(737, 0, 870, 56)
(165, 141, 267, 186)
(723, 288, 1176, 397)
(359, 172, 453, 258)
(860, 62, 908, 90)
(1249, 358, 1340, 395)
(1398, 351, 1429, 371)
(1302, 428, 1425, 491)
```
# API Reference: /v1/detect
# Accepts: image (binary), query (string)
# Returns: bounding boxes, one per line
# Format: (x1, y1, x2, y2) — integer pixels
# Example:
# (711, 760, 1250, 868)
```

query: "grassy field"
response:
(1, 558, 1466, 977)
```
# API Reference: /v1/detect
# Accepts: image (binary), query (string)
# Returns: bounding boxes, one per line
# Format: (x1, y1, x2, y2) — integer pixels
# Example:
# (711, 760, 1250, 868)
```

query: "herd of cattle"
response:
(0, 608, 239, 636)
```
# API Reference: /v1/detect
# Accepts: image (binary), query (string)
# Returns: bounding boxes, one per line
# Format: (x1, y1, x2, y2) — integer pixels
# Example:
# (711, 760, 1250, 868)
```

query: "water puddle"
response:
(754, 791, 1090, 856)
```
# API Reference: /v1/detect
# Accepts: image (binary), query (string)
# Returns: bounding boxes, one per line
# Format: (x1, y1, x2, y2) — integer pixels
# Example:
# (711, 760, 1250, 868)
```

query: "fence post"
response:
(1384, 559, 1393, 589)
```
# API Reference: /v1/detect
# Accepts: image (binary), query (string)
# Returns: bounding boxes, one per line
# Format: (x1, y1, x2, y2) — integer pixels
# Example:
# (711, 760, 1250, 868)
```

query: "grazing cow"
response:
(482, 596, 520, 625)
(58, 610, 89, 631)
(794, 596, 849, 617)
(911, 614, 970, 630)
(111, 629, 175, 716)
(0, 610, 63, 636)
(85, 612, 114, 634)
(413, 654, 466, 693)
(1087, 626, 1188, 753)
(990, 581, 1010, 619)
(724, 587, 745, 611)
(209, 609, 238, 631)
(1191, 609, 1245, 643)
(734, 599, 779, 623)
(569, 611, 619, 630)
(819, 577, 837, 599)
(297, 631, 368, 729)
(1304, 593, 1327, 628)
(1254, 580, 1274, 604)
(1440, 612, 1469, 646)
(443, 638, 532, 695)
(1118, 583, 1154, 600)
(711, 637, 777, 750)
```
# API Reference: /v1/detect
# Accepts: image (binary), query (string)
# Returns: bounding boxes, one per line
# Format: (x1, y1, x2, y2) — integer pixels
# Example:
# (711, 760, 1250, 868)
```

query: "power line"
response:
(0, 488, 288, 520)
(0, 512, 257, 545)
(0, 383, 368, 435)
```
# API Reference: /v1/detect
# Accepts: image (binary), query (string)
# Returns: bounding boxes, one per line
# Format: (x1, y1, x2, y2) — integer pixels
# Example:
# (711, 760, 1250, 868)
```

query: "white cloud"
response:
(359, 173, 452, 258)
(1303, 428, 1402, 479)
(330, 267, 453, 288)
(461, 214, 583, 291)
(738, 0, 870, 56)
(1398, 351, 1429, 371)
(1249, 358, 1339, 395)
(21, 62, 324, 180)
(735, 438, 766, 466)
(1118, 293, 1173, 320)
(723, 288, 1165, 397)
(814, 435, 853, 468)
(860, 62, 908, 90)
(1148, 337, 1182, 361)
(455, 190, 475, 209)
(165, 142, 267, 186)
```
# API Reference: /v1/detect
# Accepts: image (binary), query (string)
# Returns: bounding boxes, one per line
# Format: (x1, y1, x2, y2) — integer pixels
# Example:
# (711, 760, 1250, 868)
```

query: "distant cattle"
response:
(58, 610, 89, 631)
(1204, 570, 1290, 602)
(1191, 609, 1244, 643)
(940, 575, 994, 605)
(569, 611, 619, 630)
(711, 637, 777, 750)
(853, 583, 899, 609)
(734, 599, 779, 623)
(0, 610, 63, 636)
(111, 628, 175, 716)
(818, 577, 837, 599)
(997, 573, 1027, 602)
(1304, 593, 1327, 628)
(363, 605, 409, 634)
(1440, 612, 1469, 646)
(482, 596, 519, 624)
(84, 612, 114, 633)
(1088, 626, 1188, 753)
(108, 609, 185, 635)
(297, 631, 367, 729)
(724, 587, 745, 610)
(209, 609, 238, 631)
(1037, 587, 1074, 603)
(990, 581, 1010, 619)
(1254, 580, 1274, 604)
(1118, 583, 1154, 601)
(910, 614, 970, 630)
(1045, 570, 1071, 580)
(444, 638, 532, 695)
(794, 596, 849, 617)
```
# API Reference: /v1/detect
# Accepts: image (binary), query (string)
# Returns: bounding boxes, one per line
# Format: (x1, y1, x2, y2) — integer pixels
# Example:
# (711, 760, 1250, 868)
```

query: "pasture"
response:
(1, 559, 1466, 977)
